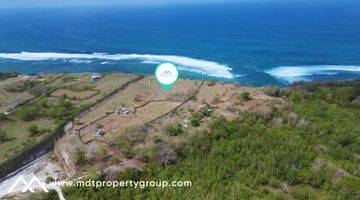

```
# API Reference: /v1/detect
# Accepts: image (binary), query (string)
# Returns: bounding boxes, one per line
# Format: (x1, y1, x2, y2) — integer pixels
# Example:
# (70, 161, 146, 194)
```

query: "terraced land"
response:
(75, 77, 198, 141)
(0, 74, 65, 113)
(0, 73, 140, 165)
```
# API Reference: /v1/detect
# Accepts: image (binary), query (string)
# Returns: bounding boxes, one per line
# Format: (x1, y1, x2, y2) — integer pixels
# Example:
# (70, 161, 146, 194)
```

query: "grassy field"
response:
(0, 90, 33, 113)
(0, 118, 54, 163)
(51, 89, 99, 100)
(50, 73, 140, 106)
(78, 73, 140, 106)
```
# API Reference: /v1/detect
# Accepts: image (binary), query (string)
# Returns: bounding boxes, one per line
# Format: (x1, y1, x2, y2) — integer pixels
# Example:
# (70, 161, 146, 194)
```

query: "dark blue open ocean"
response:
(0, 1, 359, 86)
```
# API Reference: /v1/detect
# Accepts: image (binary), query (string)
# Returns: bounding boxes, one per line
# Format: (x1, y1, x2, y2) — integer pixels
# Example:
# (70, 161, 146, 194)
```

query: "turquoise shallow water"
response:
(0, 2, 359, 86)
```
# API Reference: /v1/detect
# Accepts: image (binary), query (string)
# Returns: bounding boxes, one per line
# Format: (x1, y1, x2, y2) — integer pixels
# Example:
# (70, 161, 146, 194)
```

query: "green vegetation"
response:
(75, 151, 88, 165)
(62, 76, 76, 83)
(108, 156, 118, 165)
(1, 93, 78, 162)
(290, 186, 317, 200)
(63, 83, 94, 92)
(0, 72, 19, 81)
(116, 126, 150, 159)
(0, 73, 138, 166)
(4, 79, 40, 93)
(27, 124, 39, 136)
(152, 134, 163, 143)
(0, 129, 11, 142)
(201, 104, 212, 117)
(0, 113, 8, 121)
(190, 117, 200, 127)
(165, 124, 183, 136)
(190, 105, 212, 128)
(0, 118, 54, 162)
(240, 91, 252, 101)
(45, 177, 55, 183)
(19, 105, 40, 121)
(18, 98, 77, 122)
(61, 80, 360, 199)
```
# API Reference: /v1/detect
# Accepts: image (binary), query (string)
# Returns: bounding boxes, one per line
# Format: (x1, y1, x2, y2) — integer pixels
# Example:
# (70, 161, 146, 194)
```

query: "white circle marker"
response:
(155, 63, 179, 91)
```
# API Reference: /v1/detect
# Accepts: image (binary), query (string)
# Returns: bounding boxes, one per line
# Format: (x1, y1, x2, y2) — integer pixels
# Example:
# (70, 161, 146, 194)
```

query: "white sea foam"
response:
(68, 59, 92, 63)
(141, 60, 159, 64)
(266, 65, 360, 83)
(0, 52, 233, 79)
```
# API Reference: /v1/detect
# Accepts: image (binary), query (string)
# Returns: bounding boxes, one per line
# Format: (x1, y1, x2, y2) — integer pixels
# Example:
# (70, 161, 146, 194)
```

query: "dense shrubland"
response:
(3, 79, 40, 93)
(0, 72, 19, 81)
(17, 97, 78, 122)
(53, 80, 360, 199)
(0, 129, 11, 142)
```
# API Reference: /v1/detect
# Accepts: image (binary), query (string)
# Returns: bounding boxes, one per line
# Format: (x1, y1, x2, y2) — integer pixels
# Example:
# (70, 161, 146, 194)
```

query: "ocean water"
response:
(0, 2, 359, 86)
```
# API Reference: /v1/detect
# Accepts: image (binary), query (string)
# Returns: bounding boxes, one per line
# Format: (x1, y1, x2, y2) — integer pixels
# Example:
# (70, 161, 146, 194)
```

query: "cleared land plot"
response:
(196, 82, 234, 103)
(0, 90, 33, 113)
(93, 73, 139, 93)
(50, 74, 95, 101)
(77, 77, 199, 142)
(51, 89, 99, 100)
(80, 101, 181, 143)
(0, 118, 54, 163)
(49, 73, 139, 104)
(77, 76, 198, 125)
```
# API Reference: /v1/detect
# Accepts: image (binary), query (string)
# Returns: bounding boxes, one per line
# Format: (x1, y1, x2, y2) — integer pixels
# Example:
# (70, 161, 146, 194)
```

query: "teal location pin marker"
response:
(155, 63, 179, 91)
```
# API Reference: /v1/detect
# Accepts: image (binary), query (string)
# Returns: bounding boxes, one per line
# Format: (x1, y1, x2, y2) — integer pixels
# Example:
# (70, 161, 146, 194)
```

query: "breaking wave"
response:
(0, 52, 234, 79)
(266, 65, 360, 83)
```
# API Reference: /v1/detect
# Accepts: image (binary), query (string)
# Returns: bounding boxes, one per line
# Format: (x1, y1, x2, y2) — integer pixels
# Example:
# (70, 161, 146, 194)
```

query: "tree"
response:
(241, 92, 252, 101)
(44, 99, 75, 120)
(191, 117, 201, 127)
(201, 105, 212, 117)
(0, 129, 10, 142)
(27, 124, 39, 136)
(19, 105, 40, 121)
(38, 98, 48, 108)
(165, 124, 183, 136)
(0, 72, 19, 81)
(0, 112, 8, 121)
(74, 150, 88, 165)
(117, 168, 141, 181)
